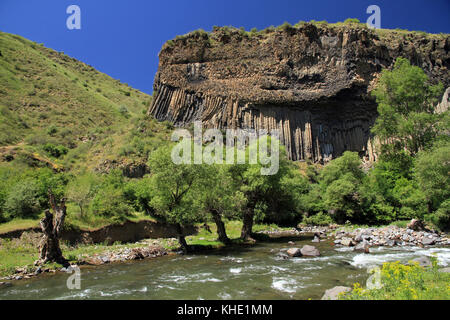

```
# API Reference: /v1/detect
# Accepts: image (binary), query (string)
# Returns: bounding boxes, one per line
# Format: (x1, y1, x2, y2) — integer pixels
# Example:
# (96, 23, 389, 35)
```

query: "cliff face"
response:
(148, 24, 450, 162)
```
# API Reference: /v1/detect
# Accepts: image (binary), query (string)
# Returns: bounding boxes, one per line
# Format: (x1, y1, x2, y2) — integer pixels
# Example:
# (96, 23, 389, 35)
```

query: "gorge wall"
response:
(148, 24, 450, 162)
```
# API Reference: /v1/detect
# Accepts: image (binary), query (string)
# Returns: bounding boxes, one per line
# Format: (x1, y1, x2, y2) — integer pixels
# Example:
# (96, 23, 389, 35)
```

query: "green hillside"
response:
(0, 31, 171, 173)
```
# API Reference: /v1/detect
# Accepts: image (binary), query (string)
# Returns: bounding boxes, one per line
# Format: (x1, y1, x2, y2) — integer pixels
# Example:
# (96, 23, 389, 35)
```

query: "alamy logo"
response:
(66, 5, 81, 30)
(171, 122, 280, 175)
(366, 5, 381, 29)
(66, 265, 81, 290)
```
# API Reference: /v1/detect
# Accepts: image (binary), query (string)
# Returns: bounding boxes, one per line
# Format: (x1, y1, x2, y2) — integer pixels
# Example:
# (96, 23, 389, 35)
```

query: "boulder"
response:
(422, 236, 436, 246)
(321, 286, 351, 300)
(312, 235, 320, 243)
(354, 241, 370, 253)
(438, 267, 450, 273)
(340, 239, 355, 247)
(407, 219, 425, 231)
(300, 245, 320, 257)
(411, 256, 432, 268)
(286, 248, 302, 257)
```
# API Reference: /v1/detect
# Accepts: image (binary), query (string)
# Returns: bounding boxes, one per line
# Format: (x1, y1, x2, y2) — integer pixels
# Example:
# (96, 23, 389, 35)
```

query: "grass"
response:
(341, 259, 450, 300)
(185, 220, 292, 247)
(165, 19, 448, 49)
(0, 31, 172, 174)
(0, 218, 40, 234)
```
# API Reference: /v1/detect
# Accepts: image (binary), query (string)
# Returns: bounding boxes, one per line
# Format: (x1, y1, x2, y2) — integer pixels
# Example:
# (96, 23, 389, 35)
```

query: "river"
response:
(1, 236, 449, 300)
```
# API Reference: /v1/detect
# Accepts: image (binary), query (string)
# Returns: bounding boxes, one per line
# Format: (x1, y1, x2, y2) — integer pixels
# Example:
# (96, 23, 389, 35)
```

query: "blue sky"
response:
(0, 0, 449, 94)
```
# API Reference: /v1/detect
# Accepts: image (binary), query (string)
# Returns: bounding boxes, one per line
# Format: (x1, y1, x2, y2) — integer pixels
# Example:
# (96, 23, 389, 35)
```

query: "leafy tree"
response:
(414, 140, 450, 229)
(227, 138, 297, 240)
(90, 170, 131, 221)
(371, 57, 444, 156)
(147, 145, 207, 251)
(3, 178, 41, 219)
(66, 173, 97, 217)
(317, 152, 365, 223)
(197, 165, 244, 244)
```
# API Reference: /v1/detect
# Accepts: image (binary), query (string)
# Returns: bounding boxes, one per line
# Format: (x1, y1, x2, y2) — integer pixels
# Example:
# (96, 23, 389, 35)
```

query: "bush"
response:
(342, 259, 450, 300)
(90, 186, 131, 221)
(43, 143, 68, 158)
(302, 212, 333, 226)
(3, 179, 41, 219)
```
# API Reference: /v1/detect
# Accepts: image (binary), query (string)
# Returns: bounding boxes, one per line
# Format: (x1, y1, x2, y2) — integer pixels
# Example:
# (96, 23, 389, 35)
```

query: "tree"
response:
(371, 57, 444, 156)
(35, 190, 69, 267)
(227, 138, 295, 240)
(66, 174, 96, 218)
(414, 140, 450, 229)
(197, 165, 244, 244)
(318, 152, 365, 223)
(148, 145, 206, 252)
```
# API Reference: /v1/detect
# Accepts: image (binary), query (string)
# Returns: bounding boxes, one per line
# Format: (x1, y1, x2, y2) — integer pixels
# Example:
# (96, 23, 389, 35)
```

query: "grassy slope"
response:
(0, 31, 172, 173)
(0, 31, 175, 232)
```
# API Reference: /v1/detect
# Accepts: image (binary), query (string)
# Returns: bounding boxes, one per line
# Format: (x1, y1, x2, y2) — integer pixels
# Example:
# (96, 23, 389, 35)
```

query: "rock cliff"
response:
(148, 24, 449, 162)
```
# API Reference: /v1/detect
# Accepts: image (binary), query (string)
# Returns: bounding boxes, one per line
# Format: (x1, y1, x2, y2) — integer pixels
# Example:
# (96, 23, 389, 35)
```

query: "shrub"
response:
(118, 105, 129, 117)
(344, 18, 361, 24)
(43, 143, 68, 158)
(302, 212, 333, 226)
(3, 179, 41, 219)
(342, 259, 450, 300)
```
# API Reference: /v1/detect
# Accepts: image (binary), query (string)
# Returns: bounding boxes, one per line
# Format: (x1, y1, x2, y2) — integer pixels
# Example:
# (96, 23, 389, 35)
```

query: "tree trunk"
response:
(241, 209, 255, 241)
(211, 210, 230, 244)
(35, 191, 69, 267)
(176, 224, 190, 253)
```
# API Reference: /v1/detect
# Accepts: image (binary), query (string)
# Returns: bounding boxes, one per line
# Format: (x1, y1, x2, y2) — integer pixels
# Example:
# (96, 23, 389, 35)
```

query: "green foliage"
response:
(147, 145, 206, 226)
(342, 259, 450, 300)
(302, 211, 333, 226)
(415, 140, 450, 229)
(343, 18, 361, 24)
(90, 170, 132, 221)
(43, 143, 68, 158)
(3, 179, 41, 219)
(372, 58, 444, 156)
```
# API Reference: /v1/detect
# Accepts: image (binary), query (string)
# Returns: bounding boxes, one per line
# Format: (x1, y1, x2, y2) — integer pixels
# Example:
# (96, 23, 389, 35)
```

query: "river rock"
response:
(340, 239, 355, 247)
(411, 256, 432, 268)
(312, 235, 320, 243)
(422, 237, 436, 246)
(354, 241, 370, 253)
(0, 282, 12, 288)
(300, 245, 320, 257)
(286, 248, 302, 257)
(321, 286, 351, 300)
(407, 219, 425, 231)
(438, 267, 450, 273)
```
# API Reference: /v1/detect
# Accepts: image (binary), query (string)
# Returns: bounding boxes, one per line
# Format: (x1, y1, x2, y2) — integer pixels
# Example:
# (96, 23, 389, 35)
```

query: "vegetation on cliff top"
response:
(164, 18, 448, 49)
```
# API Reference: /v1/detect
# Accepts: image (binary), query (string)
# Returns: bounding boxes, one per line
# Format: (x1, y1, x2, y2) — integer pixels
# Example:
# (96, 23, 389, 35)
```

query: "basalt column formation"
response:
(148, 24, 449, 162)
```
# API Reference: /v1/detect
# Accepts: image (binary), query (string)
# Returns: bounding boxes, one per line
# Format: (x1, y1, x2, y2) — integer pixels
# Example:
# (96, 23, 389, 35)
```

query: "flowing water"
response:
(1, 236, 449, 300)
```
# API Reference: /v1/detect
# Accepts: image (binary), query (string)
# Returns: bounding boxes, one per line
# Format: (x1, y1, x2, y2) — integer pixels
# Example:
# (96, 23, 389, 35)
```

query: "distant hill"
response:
(0, 31, 172, 175)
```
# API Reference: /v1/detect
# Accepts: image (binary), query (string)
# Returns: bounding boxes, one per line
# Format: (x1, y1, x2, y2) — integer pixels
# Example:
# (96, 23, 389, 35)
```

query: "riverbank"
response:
(0, 221, 287, 282)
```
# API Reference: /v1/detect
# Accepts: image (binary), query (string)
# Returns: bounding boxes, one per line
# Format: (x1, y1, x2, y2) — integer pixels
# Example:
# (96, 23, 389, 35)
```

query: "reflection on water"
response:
(1, 239, 449, 300)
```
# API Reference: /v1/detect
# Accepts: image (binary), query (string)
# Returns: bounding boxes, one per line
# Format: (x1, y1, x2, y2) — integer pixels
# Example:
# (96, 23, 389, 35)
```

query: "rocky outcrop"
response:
(148, 24, 449, 162)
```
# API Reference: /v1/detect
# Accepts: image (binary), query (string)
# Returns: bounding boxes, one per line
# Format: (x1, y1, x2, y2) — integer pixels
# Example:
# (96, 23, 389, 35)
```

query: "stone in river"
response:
(411, 256, 432, 268)
(300, 245, 320, 257)
(354, 241, 370, 253)
(340, 239, 355, 247)
(286, 248, 302, 257)
(321, 286, 351, 300)
(422, 237, 436, 246)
